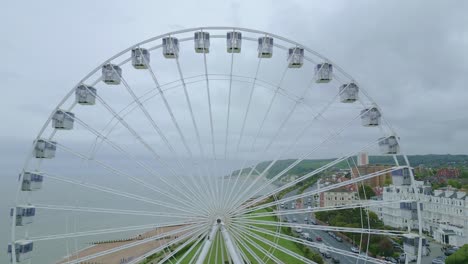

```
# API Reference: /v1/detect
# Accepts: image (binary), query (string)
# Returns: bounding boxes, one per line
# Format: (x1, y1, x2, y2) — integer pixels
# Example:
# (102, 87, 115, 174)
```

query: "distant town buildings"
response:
(351, 164, 393, 187)
(319, 188, 358, 207)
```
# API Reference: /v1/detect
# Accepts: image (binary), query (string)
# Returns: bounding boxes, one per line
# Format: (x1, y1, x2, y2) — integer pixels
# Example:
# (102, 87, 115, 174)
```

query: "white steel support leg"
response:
(196, 221, 220, 264)
(220, 222, 243, 264)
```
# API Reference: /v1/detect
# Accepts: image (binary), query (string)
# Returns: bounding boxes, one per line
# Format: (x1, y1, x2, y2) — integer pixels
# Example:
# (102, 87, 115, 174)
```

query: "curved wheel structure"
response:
(10, 27, 424, 264)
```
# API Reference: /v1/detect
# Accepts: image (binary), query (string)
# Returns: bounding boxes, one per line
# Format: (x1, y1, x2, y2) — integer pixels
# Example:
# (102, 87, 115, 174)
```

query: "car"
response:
(280, 202, 284, 208)
(316, 236, 323, 242)
(284, 204, 288, 209)
(309, 219, 317, 225)
(302, 232, 310, 240)
(327, 231, 334, 236)
(444, 246, 459, 256)
(292, 217, 297, 222)
(350, 246, 360, 253)
(384, 257, 397, 263)
(399, 253, 416, 263)
(335, 236, 343, 242)
(304, 217, 308, 223)
(307, 205, 312, 209)
(431, 256, 446, 264)
(319, 248, 331, 258)
(295, 226, 303, 233)
(331, 257, 340, 263)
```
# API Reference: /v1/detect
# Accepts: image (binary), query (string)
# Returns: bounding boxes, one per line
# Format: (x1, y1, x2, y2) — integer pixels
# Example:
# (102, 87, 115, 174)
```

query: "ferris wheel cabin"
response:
(379, 135, 400, 154)
(8, 240, 33, 263)
(288, 47, 304, 68)
(21, 172, 43, 191)
(258, 37, 273, 58)
(34, 139, 56, 159)
(162, 37, 179, 58)
(227, 32, 242, 53)
(75, 84, 96, 105)
(102, 64, 122, 85)
(360, 107, 381, 127)
(131, 48, 150, 69)
(52, 110, 74, 130)
(315, 63, 333, 83)
(11, 206, 36, 226)
(194, 32, 210, 53)
(339, 83, 359, 103)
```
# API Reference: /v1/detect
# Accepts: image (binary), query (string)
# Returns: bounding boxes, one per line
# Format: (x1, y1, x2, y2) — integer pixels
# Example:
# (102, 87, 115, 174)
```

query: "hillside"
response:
(231, 154, 468, 179)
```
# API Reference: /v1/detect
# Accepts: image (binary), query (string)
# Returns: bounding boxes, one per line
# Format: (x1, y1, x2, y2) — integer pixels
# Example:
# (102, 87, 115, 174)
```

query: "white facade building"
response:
(372, 182, 468, 247)
(319, 189, 358, 207)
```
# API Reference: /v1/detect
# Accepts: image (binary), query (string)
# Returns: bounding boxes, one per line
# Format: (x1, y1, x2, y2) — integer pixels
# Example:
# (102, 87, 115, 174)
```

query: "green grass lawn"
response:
(167, 208, 308, 263)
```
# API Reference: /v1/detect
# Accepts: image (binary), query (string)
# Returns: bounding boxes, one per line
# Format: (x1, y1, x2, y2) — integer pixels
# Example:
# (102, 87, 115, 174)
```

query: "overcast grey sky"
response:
(0, 2, 467, 261)
(1, 0, 468, 174)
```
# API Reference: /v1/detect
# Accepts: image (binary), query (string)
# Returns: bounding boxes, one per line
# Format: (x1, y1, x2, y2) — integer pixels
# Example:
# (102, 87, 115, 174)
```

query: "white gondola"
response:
(227, 32, 242, 53)
(258, 37, 273, 58)
(162, 37, 179, 58)
(131, 48, 150, 69)
(35, 139, 56, 159)
(75, 84, 96, 105)
(378, 135, 400, 154)
(52, 110, 74, 130)
(21, 172, 43, 191)
(339, 83, 359, 103)
(102, 64, 122, 85)
(8, 240, 33, 263)
(11, 206, 35, 226)
(360, 107, 381, 127)
(315, 63, 333, 83)
(194, 32, 210, 53)
(288, 47, 304, 68)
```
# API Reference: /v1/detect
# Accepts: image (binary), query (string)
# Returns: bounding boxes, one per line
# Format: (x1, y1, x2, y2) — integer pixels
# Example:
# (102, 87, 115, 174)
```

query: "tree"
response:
(447, 179, 462, 189)
(358, 185, 376, 199)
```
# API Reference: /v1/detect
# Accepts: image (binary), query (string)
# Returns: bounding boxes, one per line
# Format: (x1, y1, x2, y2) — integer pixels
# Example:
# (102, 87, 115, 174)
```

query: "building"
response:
(371, 181, 468, 247)
(319, 189, 358, 207)
(351, 164, 393, 187)
(357, 152, 369, 166)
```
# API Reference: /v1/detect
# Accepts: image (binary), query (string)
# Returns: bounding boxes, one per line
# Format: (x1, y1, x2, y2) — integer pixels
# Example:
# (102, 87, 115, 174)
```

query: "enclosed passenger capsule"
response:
(21, 172, 43, 191)
(131, 48, 150, 69)
(11, 206, 35, 226)
(227, 32, 242, 53)
(258, 37, 273, 58)
(8, 240, 33, 263)
(194, 32, 210, 53)
(162, 37, 179, 58)
(52, 110, 74, 130)
(379, 135, 400, 154)
(75, 84, 96, 105)
(339, 83, 359, 103)
(288, 47, 304, 68)
(315, 63, 333, 83)
(35, 139, 56, 159)
(360, 107, 381, 127)
(102, 64, 122, 85)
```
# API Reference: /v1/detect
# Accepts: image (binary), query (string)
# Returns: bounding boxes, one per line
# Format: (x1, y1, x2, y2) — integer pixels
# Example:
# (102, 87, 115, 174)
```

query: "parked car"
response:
(292, 217, 297, 222)
(310, 219, 317, 225)
(335, 236, 343, 242)
(350, 246, 360, 253)
(399, 253, 416, 263)
(316, 236, 323, 242)
(444, 246, 459, 256)
(295, 226, 302, 233)
(304, 217, 308, 223)
(384, 256, 397, 263)
(431, 256, 446, 264)
(319, 248, 331, 258)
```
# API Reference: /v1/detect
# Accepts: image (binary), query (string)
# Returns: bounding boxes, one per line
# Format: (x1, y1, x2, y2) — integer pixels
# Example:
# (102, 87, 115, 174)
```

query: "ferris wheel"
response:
(9, 27, 425, 264)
